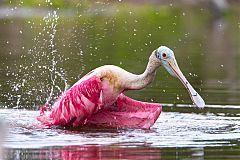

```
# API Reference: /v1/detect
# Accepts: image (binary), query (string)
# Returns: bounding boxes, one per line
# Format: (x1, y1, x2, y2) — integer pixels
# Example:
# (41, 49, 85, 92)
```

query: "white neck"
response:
(125, 52, 161, 90)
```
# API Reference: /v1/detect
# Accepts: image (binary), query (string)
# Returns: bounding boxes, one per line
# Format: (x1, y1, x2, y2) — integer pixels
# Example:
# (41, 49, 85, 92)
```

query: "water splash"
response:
(43, 10, 67, 106)
(4, 7, 69, 109)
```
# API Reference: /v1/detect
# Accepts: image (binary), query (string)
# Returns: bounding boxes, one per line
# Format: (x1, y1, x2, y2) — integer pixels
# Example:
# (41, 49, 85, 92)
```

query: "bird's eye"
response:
(162, 53, 167, 58)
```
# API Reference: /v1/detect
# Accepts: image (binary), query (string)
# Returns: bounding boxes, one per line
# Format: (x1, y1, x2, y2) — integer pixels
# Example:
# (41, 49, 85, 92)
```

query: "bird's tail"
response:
(36, 104, 53, 128)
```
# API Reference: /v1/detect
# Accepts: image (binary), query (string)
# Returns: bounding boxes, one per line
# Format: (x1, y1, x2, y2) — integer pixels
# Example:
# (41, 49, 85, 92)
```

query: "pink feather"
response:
(37, 75, 103, 127)
(37, 75, 162, 129)
(87, 94, 162, 129)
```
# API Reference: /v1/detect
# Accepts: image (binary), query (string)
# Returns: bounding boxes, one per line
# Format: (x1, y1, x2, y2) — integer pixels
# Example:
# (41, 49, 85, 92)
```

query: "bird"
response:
(37, 46, 205, 129)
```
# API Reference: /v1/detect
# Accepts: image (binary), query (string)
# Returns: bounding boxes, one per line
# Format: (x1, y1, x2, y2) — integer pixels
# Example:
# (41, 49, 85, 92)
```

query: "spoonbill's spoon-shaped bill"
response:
(156, 46, 205, 108)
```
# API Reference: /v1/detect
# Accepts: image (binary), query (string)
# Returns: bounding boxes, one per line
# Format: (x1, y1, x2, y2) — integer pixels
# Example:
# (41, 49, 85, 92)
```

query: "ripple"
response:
(0, 107, 240, 149)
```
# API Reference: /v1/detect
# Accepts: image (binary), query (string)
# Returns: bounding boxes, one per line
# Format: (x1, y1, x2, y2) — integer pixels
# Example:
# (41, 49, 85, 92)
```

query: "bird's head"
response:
(155, 46, 177, 77)
(154, 46, 205, 108)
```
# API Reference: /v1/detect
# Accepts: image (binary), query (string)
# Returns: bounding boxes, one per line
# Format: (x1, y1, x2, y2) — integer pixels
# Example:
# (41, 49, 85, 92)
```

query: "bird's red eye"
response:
(162, 53, 167, 58)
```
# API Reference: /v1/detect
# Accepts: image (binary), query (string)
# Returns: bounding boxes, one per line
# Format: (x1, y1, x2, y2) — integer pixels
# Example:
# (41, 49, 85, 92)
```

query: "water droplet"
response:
(218, 80, 223, 84)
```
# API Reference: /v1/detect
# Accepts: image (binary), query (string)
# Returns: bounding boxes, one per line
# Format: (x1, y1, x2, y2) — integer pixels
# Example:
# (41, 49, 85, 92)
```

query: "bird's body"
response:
(37, 64, 162, 129)
(91, 64, 156, 106)
(37, 46, 205, 129)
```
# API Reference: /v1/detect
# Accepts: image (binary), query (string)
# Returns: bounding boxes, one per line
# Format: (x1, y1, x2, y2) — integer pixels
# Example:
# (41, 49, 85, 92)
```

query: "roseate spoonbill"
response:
(37, 46, 205, 129)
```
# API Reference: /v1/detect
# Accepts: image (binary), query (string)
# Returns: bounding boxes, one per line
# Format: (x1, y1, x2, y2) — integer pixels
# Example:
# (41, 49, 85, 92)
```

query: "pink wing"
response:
(37, 75, 103, 127)
(37, 75, 162, 129)
(86, 94, 162, 129)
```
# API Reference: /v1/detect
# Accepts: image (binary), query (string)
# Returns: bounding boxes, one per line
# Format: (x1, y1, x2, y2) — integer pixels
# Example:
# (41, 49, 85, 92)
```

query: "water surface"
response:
(1, 104, 240, 159)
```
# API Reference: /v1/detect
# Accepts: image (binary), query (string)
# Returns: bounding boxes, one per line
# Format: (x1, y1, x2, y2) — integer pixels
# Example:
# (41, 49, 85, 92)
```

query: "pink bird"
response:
(37, 46, 205, 129)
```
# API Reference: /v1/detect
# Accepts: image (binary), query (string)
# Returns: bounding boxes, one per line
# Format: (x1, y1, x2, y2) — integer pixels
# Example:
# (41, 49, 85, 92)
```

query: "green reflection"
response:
(0, 4, 240, 109)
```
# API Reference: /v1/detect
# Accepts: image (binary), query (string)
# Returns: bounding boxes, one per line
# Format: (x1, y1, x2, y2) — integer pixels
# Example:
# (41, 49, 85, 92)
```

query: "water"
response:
(1, 105, 240, 159)
(0, 1, 240, 159)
